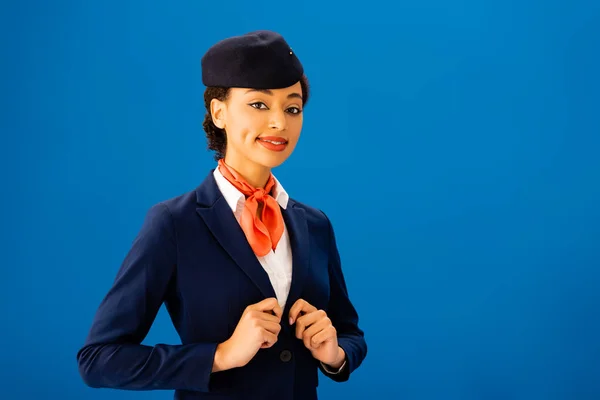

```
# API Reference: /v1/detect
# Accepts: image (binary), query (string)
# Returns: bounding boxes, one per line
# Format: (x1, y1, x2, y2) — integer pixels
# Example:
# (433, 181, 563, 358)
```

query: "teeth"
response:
(260, 139, 286, 145)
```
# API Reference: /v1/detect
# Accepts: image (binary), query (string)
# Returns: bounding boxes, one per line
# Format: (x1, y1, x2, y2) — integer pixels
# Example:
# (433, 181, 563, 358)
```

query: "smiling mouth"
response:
(256, 137, 288, 145)
(256, 136, 289, 152)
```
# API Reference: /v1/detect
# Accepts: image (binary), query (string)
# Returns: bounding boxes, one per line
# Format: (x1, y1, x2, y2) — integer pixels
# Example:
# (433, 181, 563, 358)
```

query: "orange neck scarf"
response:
(217, 159, 284, 257)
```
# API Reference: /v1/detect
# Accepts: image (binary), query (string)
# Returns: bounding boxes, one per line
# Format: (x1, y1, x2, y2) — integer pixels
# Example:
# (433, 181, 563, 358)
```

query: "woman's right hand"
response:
(213, 297, 282, 372)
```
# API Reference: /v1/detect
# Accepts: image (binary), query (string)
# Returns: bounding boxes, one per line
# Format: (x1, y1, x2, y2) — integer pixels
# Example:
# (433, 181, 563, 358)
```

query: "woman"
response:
(77, 30, 367, 400)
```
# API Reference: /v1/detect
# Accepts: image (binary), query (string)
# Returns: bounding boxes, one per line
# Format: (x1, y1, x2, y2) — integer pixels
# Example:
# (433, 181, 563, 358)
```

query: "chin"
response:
(251, 143, 296, 168)
(254, 155, 288, 169)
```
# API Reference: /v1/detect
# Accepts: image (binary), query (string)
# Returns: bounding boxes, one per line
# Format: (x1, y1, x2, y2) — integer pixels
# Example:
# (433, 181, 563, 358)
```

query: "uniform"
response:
(77, 30, 367, 400)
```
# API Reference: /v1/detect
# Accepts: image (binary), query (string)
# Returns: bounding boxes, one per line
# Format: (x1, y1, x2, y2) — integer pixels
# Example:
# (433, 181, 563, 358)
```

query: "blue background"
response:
(2, 0, 599, 399)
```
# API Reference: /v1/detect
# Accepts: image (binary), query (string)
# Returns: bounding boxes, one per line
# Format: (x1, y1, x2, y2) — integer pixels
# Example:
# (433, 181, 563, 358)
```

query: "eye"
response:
(286, 107, 302, 115)
(249, 102, 268, 110)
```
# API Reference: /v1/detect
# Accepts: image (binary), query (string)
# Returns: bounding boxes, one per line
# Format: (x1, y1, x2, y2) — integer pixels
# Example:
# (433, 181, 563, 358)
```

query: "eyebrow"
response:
(244, 89, 303, 100)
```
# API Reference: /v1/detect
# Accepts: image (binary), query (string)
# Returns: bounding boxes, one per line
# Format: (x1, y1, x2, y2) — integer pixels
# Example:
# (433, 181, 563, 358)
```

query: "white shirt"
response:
(212, 167, 346, 374)
(213, 168, 293, 310)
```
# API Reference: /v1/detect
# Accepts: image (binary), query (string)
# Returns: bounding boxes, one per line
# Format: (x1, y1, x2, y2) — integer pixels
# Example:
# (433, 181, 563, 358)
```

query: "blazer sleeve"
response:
(77, 203, 218, 392)
(318, 211, 368, 382)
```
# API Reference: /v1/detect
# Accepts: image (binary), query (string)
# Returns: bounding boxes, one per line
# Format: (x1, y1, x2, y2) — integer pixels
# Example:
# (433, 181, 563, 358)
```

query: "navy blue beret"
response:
(201, 30, 304, 89)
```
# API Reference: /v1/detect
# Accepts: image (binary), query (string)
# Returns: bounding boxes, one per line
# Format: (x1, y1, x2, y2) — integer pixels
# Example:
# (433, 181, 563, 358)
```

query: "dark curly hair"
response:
(202, 75, 310, 161)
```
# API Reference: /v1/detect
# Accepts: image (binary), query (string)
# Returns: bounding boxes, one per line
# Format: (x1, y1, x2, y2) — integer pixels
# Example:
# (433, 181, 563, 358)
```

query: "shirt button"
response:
(280, 350, 292, 362)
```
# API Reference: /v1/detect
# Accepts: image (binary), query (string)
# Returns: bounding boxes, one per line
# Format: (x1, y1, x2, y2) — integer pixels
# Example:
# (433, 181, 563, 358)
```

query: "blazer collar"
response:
(195, 170, 310, 308)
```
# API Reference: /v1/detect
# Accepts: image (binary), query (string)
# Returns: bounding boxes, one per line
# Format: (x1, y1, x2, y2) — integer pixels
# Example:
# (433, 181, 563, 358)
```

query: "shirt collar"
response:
(212, 167, 289, 213)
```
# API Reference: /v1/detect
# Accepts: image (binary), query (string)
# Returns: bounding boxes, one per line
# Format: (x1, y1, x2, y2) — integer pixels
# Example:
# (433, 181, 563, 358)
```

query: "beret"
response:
(201, 30, 304, 89)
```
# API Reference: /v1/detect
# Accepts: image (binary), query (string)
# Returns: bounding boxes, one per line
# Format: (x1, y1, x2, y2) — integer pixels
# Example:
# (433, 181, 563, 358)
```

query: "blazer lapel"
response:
(195, 171, 276, 300)
(282, 201, 311, 315)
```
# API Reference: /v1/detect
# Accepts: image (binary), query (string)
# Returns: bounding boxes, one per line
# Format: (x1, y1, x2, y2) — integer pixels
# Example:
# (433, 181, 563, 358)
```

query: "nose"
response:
(268, 110, 287, 131)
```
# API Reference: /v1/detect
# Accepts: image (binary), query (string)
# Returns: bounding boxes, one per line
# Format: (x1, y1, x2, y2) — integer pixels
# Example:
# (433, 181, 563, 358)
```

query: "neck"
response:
(222, 156, 271, 188)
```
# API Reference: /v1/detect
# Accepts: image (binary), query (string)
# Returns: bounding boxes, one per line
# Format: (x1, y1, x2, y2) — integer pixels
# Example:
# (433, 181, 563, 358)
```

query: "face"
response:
(210, 81, 304, 172)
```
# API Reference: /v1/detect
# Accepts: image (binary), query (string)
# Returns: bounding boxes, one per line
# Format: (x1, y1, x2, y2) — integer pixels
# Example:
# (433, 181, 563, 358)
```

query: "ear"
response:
(210, 98, 226, 129)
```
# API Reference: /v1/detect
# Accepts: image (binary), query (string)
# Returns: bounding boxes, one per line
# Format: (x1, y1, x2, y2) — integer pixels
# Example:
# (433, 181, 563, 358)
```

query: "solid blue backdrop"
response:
(1, 0, 599, 399)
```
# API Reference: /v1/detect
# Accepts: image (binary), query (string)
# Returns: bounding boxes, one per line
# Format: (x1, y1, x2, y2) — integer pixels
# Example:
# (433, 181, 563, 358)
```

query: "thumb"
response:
(254, 297, 282, 317)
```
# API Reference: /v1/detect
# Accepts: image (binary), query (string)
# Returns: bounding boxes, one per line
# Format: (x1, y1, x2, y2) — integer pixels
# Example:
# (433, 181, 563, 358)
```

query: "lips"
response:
(257, 136, 288, 145)
(256, 136, 289, 152)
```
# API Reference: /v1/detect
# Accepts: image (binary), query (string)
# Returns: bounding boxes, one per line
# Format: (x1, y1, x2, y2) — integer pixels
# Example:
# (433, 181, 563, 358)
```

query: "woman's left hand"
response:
(288, 299, 346, 369)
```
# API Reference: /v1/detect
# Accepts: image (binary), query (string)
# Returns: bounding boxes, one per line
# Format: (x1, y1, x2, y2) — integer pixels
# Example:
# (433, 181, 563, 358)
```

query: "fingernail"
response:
(289, 318, 293, 325)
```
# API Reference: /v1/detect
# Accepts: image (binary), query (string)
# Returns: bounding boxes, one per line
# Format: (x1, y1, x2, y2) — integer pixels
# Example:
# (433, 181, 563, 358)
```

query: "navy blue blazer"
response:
(77, 170, 367, 400)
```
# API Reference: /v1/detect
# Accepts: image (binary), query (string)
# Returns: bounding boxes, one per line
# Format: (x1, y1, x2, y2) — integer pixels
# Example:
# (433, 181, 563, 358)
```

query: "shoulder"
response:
(288, 197, 333, 233)
(143, 187, 199, 226)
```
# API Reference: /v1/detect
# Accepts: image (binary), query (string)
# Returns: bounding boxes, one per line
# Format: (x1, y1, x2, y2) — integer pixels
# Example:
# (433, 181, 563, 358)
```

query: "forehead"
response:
(230, 81, 303, 98)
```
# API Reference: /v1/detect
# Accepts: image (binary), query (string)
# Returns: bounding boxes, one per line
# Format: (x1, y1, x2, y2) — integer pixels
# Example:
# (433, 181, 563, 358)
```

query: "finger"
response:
(295, 310, 326, 339)
(251, 297, 279, 313)
(309, 325, 337, 348)
(302, 318, 330, 349)
(302, 317, 331, 347)
(271, 303, 283, 320)
(257, 310, 282, 323)
(246, 309, 280, 324)
(248, 298, 281, 321)
(289, 299, 317, 325)
(257, 319, 282, 335)
(260, 331, 278, 348)
(288, 299, 308, 324)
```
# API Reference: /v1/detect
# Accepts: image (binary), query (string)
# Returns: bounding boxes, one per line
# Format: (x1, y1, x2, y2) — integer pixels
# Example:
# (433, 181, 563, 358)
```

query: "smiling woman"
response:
(77, 30, 367, 400)
(202, 76, 310, 187)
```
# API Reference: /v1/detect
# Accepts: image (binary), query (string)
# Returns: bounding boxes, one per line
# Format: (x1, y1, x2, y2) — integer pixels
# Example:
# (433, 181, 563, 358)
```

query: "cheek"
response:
(239, 114, 266, 138)
(228, 114, 264, 143)
(287, 117, 303, 142)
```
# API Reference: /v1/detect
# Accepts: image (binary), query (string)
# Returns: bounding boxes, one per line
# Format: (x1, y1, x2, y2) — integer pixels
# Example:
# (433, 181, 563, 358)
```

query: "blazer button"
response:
(280, 350, 292, 362)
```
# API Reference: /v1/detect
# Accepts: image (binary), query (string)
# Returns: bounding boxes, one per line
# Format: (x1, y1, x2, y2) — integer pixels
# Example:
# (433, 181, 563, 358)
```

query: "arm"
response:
(77, 203, 219, 392)
(318, 211, 368, 382)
